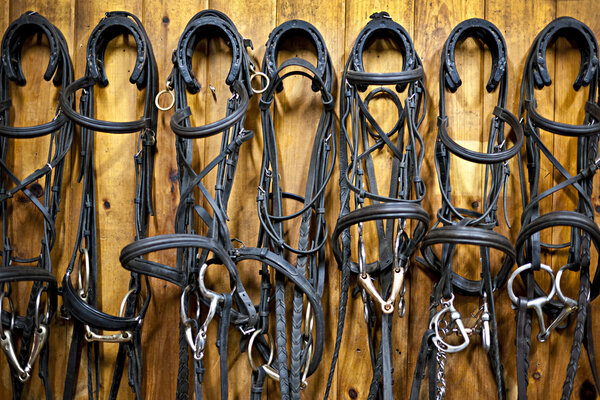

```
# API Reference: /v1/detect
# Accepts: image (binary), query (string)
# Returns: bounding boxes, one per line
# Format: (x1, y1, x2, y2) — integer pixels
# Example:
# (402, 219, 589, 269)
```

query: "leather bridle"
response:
(513, 16, 600, 400)
(58, 11, 157, 400)
(410, 18, 522, 400)
(325, 11, 428, 400)
(121, 11, 256, 399)
(255, 19, 335, 400)
(117, 11, 327, 399)
(0, 11, 73, 399)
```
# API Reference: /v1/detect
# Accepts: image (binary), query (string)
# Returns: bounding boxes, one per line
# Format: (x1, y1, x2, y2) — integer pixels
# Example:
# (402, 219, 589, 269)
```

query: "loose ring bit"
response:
(537, 265, 579, 341)
(247, 328, 275, 371)
(507, 263, 556, 342)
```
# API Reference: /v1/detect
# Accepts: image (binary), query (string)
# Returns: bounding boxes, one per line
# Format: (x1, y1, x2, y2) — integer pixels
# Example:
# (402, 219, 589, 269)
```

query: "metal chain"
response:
(435, 348, 447, 400)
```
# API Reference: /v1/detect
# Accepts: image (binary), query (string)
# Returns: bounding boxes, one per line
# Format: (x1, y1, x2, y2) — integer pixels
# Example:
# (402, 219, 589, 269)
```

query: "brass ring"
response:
(250, 71, 270, 94)
(155, 89, 175, 111)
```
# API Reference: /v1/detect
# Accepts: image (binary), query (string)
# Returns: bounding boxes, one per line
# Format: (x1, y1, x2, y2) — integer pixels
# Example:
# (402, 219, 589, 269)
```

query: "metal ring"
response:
(77, 248, 90, 300)
(198, 263, 232, 300)
(507, 263, 556, 306)
(300, 342, 312, 389)
(155, 89, 175, 111)
(34, 287, 50, 328)
(304, 303, 314, 333)
(556, 265, 581, 305)
(119, 288, 138, 318)
(0, 292, 15, 337)
(250, 71, 270, 94)
(180, 285, 201, 323)
(247, 328, 275, 371)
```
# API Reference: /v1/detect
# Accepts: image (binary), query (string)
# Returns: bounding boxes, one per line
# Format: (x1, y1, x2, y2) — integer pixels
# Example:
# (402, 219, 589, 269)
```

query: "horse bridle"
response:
(512, 16, 600, 400)
(119, 11, 326, 399)
(0, 11, 72, 399)
(6, 9, 600, 400)
(58, 11, 157, 399)
(410, 19, 522, 400)
(123, 10, 257, 399)
(255, 19, 334, 399)
(325, 11, 428, 400)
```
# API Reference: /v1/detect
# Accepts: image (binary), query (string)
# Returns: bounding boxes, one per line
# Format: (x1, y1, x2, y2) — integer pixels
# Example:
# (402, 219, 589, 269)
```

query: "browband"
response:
(347, 11, 420, 92)
(412, 18, 516, 400)
(515, 16, 600, 400)
(326, 11, 427, 400)
(59, 11, 157, 400)
(168, 9, 253, 139)
(256, 19, 334, 398)
(59, 11, 157, 134)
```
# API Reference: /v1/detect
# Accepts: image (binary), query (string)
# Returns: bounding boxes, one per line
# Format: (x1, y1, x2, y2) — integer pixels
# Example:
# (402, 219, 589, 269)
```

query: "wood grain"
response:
(2, 0, 600, 399)
(139, 1, 206, 399)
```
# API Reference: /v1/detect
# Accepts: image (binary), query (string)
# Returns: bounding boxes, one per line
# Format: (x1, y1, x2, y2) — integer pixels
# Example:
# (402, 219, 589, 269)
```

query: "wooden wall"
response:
(1, 0, 600, 399)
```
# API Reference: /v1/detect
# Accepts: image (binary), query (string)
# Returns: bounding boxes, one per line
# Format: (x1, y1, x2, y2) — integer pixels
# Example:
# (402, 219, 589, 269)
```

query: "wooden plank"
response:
(195, 2, 275, 398)
(484, 1, 555, 399)
(2, 1, 600, 398)
(1, 0, 74, 398)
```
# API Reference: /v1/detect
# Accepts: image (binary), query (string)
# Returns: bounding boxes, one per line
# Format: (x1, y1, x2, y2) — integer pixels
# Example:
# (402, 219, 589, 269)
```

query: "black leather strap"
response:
(420, 225, 516, 294)
(131, 10, 286, 399)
